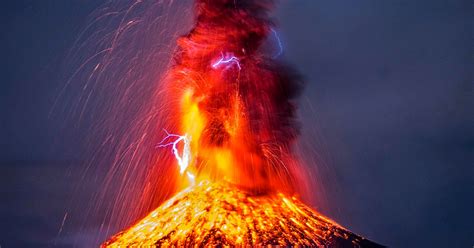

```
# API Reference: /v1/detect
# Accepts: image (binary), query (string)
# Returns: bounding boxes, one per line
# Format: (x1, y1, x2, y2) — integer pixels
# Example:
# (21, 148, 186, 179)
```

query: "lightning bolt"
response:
(271, 28, 283, 58)
(211, 52, 241, 70)
(158, 129, 191, 175)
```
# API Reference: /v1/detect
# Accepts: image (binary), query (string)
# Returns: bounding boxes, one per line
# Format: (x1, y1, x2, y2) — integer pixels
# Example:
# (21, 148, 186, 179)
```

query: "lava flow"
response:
(103, 181, 380, 247)
(102, 0, 381, 247)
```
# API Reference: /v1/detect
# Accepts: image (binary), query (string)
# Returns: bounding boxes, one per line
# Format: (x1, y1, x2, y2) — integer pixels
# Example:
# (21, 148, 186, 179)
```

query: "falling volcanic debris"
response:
(101, 0, 382, 247)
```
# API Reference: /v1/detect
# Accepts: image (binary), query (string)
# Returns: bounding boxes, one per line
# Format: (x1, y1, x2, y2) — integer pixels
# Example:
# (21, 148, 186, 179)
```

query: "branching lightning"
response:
(157, 129, 191, 176)
(211, 52, 241, 70)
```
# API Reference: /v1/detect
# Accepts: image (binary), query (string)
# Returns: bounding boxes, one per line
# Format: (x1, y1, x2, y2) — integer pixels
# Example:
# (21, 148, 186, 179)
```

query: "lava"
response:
(103, 181, 381, 247)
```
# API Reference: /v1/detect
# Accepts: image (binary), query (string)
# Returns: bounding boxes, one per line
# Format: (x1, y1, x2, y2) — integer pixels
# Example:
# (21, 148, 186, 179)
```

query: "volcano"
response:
(97, 0, 383, 246)
(102, 181, 381, 247)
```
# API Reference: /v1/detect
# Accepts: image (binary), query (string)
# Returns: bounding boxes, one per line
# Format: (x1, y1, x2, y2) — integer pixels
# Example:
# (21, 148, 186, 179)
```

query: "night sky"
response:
(1, 0, 473, 247)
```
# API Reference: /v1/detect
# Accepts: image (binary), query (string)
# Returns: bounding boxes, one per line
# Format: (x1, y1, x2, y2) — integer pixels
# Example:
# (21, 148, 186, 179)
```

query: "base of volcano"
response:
(102, 181, 382, 247)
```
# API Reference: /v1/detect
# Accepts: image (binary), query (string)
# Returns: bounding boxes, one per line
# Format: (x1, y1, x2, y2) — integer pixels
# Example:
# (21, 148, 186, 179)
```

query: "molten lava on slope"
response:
(103, 181, 381, 247)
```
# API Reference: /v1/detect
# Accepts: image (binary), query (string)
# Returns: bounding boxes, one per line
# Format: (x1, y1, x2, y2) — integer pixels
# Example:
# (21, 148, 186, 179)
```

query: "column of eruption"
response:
(103, 0, 382, 247)
(161, 0, 305, 194)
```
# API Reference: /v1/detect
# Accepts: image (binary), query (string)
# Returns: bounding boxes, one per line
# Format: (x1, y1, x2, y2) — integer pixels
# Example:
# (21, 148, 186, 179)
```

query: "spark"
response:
(54, 212, 68, 245)
(271, 28, 283, 58)
(158, 129, 191, 175)
(211, 52, 241, 70)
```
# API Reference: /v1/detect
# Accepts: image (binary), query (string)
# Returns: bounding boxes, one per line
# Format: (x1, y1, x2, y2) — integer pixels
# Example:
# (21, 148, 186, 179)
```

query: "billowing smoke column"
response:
(164, 0, 304, 193)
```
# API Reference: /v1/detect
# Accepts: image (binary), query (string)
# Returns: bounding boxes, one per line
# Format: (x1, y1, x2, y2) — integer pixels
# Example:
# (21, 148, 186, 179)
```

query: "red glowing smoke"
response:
(161, 0, 305, 193)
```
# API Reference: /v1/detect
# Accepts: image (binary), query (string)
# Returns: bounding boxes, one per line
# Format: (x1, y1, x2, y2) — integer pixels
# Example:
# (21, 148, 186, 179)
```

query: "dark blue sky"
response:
(1, 0, 472, 247)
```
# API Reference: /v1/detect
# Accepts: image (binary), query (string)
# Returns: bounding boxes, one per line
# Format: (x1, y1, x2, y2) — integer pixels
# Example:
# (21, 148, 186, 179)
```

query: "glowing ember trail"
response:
(102, 0, 382, 246)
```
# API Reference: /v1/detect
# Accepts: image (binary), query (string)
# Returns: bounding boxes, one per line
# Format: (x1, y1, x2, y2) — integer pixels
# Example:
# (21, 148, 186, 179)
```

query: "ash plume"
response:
(166, 0, 305, 193)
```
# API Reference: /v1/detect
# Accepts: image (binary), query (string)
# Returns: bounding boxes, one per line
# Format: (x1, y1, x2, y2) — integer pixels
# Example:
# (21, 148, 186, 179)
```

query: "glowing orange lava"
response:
(102, 181, 379, 247)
